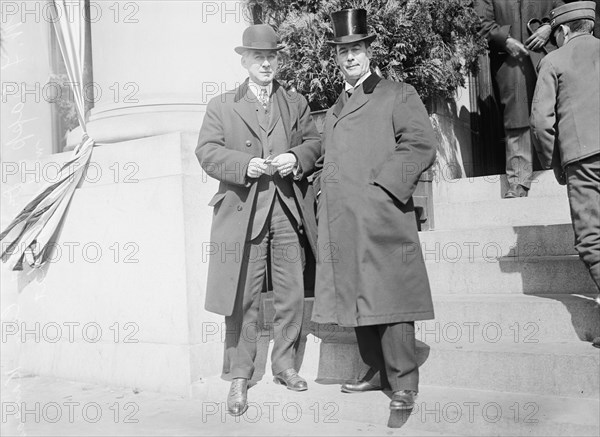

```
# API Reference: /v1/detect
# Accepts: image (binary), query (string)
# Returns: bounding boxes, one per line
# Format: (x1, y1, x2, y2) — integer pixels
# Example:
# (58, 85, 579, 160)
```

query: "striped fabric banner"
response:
(0, 1, 94, 270)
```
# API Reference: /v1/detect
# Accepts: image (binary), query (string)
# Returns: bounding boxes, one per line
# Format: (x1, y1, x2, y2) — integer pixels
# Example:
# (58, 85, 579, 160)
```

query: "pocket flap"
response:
(208, 192, 226, 207)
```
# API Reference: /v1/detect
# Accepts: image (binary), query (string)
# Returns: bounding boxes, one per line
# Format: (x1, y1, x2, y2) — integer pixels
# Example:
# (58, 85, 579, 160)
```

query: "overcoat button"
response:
(237, 205, 243, 211)
(245, 140, 252, 147)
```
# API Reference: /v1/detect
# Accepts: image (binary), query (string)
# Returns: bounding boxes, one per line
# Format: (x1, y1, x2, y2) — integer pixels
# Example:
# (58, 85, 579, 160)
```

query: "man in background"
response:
(477, 0, 565, 198)
(530, 1, 600, 348)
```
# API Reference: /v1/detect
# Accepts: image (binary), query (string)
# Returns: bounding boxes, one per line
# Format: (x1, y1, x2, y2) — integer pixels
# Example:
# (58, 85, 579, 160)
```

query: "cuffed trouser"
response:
(566, 154, 600, 292)
(506, 127, 534, 190)
(354, 322, 418, 392)
(225, 195, 305, 379)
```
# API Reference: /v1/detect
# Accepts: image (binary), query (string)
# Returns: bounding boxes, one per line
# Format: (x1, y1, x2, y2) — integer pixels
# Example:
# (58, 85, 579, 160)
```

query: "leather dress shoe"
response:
(390, 390, 417, 410)
(592, 336, 600, 349)
(227, 378, 248, 416)
(341, 380, 382, 393)
(273, 368, 307, 391)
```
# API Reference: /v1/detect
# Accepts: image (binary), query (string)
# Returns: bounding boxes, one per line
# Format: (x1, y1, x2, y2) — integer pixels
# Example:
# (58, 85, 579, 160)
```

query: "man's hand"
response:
(525, 24, 551, 51)
(270, 153, 298, 177)
(247, 157, 268, 178)
(506, 37, 529, 58)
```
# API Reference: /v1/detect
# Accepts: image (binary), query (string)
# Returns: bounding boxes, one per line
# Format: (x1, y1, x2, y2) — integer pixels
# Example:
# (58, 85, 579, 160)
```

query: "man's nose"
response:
(347, 52, 355, 61)
(261, 59, 270, 68)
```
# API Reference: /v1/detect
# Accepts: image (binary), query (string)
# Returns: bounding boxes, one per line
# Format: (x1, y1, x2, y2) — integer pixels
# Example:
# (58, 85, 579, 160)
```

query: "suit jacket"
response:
(476, 0, 564, 128)
(196, 79, 321, 316)
(531, 34, 600, 171)
(312, 74, 438, 327)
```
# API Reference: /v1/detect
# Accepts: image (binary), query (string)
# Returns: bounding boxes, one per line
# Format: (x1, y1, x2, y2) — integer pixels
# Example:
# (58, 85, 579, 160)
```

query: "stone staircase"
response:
(252, 170, 599, 435)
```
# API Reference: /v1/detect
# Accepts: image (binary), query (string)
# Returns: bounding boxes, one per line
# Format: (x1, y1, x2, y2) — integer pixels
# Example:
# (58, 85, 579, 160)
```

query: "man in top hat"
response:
(311, 8, 437, 410)
(196, 24, 321, 415)
(530, 1, 600, 347)
(476, 0, 564, 198)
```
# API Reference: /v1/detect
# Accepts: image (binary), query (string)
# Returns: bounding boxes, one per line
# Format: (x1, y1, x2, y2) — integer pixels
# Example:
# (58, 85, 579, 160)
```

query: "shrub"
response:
(246, 0, 487, 111)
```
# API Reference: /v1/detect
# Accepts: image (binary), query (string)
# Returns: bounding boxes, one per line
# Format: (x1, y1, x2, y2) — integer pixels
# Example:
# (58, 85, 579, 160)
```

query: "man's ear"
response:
(366, 45, 374, 58)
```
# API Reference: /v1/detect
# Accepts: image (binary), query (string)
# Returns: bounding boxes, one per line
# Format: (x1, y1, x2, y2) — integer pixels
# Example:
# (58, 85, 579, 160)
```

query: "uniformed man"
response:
(530, 1, 600, 348)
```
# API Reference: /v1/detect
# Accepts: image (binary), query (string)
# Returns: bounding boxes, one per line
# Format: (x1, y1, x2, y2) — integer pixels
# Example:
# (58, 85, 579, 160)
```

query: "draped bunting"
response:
(0, 0, 94, 270)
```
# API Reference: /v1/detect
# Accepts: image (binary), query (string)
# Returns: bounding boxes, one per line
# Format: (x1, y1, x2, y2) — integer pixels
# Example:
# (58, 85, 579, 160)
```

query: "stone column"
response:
(67, 0, 248, 147)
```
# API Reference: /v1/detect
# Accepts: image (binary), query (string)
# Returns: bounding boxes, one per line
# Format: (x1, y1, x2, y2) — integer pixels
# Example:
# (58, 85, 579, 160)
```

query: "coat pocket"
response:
(208, 192, 226, 207)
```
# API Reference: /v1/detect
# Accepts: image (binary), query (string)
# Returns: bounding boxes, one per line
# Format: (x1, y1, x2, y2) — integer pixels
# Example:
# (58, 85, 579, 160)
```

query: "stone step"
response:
(419, 223, 577, 260)
(433, 170, 567, 204)
(263, 299, 599, 398)
(433, 195, 572, 230)
(265, 294, 600, 348)
(314, 338, 600, 399)
(193, 376, 600, 436)
(421, 294, 600, 343)
(427, 255, 597, 295)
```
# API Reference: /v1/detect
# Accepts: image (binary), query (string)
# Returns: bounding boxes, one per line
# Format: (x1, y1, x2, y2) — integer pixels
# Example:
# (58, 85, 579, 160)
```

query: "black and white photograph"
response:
(1, 1, 599, 435)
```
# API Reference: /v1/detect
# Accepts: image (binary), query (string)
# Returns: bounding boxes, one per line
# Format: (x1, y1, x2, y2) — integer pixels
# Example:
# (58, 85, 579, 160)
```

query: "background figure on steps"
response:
(529, 1, 600, 348)
(476, 0, 565, 198)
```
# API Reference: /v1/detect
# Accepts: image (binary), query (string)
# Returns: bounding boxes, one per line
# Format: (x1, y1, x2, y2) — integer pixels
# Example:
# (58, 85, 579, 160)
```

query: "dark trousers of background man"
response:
(355, 322, 418, 392)
(566, 154, 600, 291)
(224, 195, 305, 379)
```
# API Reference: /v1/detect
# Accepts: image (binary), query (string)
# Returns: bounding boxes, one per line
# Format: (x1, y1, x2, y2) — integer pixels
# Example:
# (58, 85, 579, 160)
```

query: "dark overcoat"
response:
(196, 79, 321, 316)
(477, 0, 564, 129)
(530, 34, 600, 170)
(311, 74, 437, 327)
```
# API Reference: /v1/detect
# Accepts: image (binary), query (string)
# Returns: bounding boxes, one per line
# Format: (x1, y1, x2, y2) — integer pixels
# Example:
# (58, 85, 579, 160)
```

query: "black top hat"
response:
(235, 24, 285, 55)
(327, 9, 377, 46)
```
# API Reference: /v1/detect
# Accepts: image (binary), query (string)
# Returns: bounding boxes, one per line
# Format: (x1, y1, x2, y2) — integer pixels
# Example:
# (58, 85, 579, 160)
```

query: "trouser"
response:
(354, 322, 418, 392)
(506, 127, 534, 189)
(566, 154, 600, 292)
(225, 195, 306, 379)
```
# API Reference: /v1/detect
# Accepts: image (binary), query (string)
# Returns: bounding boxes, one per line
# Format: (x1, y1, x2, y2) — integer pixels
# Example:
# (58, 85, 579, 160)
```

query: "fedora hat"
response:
(234, 24, 285, 55)
(549, 1, 596, 31)
(327, 8, 377, 46)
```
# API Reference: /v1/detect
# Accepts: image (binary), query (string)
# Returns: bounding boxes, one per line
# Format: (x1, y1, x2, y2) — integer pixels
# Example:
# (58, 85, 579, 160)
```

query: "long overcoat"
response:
(196, 79, 321, 316)
(477, 0, 564, 129)
(311, 74, 437, 327)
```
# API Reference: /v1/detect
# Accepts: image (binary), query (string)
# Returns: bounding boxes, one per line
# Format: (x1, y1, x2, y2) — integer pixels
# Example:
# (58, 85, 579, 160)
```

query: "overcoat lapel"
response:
(233, 79, 260, 138)
(333, 74, 382, 128)
(334, 91, 368, 127)
(273, 82, 294, 142)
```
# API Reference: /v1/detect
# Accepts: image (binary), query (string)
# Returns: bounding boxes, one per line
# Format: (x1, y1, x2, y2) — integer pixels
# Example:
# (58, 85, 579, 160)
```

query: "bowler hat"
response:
(327, 9, 377, 46)
(234, 24, 285, 55)
(549, 1, 596, 31)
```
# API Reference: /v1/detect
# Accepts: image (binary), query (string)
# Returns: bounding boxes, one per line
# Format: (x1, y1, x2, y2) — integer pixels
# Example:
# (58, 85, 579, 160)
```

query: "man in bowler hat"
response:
(477, 0, 564, 198)
(312, 9, 437, 410)
(196, 24, 321, 415)
(530, 1, 600, 347)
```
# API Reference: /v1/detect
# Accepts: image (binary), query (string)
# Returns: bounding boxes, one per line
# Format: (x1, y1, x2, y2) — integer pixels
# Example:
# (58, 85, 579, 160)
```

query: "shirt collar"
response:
(345, 71, 372, 92)
(248, 79, 273, 99)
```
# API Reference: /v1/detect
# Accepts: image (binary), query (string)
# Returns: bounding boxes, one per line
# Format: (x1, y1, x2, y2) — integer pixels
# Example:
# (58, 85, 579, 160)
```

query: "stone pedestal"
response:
(2, 132, 226, 395)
